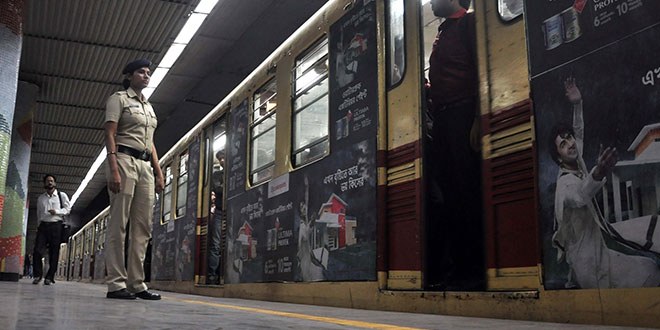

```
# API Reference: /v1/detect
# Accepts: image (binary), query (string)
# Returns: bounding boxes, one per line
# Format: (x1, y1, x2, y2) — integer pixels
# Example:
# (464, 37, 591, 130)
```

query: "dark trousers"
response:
(428, 99, 484, 287)
(33, 222, 62, 280)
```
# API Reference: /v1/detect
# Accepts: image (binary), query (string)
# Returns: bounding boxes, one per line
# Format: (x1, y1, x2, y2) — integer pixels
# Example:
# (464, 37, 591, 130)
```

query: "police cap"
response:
(122, 59, 152, 75)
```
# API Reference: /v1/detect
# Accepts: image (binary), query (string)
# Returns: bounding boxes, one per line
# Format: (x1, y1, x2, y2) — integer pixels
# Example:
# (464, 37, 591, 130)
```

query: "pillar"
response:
(0, 0, 26, 281)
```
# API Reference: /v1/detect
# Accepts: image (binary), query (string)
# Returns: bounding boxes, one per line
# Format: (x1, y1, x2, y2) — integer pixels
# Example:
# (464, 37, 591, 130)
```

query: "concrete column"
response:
(0, 0, 26, 281)
(0, 82, 37, 281)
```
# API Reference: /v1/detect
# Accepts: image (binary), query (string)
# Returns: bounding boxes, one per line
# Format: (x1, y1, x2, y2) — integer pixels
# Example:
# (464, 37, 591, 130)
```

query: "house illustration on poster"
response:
(608, 123, 660, 222)
(314, 193, 357, 252)
(235, 221, 257, 260)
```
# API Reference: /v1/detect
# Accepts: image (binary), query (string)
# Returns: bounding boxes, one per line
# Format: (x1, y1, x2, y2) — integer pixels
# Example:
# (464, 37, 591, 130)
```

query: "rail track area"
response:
(1, 280, 640, 330)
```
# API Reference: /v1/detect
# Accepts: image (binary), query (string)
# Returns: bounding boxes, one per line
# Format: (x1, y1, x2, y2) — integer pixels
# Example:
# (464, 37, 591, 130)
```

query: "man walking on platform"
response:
(33, 174, 71, 285)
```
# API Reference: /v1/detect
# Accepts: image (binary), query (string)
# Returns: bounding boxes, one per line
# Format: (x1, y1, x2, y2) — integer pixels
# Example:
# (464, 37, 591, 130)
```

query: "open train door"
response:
(196, 116, 227, 285)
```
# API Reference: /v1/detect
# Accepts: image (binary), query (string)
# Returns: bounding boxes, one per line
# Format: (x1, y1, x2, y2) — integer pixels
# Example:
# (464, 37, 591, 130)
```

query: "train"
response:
(55, 0, 660, 327)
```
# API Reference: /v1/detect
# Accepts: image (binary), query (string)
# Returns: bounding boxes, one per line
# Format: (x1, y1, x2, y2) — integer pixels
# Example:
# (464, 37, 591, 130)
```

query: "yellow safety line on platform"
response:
(163, 296, 428, 330)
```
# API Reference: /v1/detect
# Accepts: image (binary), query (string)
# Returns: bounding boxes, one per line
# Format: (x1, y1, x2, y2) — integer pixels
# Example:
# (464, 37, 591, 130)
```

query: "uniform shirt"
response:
(37, 189, 71, 224)
(105, 87, 158, 153)
(428, 9, 477, 107)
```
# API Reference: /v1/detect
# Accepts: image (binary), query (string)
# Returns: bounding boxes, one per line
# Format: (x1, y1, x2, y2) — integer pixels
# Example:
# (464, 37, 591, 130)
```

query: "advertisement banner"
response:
(525, 0, 660, 77)
(226, 100, 249, 200)
(533, 25, 660, 289)
(224, 0, 378, 284)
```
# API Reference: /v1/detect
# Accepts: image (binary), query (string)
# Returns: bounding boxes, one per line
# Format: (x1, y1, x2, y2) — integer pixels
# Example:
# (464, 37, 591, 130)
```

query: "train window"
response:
(176, 152, 189, 218)
(387, 0, 406, 87)
(497, 0, 523, 22)
(292, 37, 329, 167)
(250, 78, 277, 185)
(162, 165, 173, 223)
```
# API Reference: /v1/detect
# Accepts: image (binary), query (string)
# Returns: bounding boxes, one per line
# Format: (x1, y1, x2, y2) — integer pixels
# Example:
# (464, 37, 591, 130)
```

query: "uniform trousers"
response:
(33, 221, 63, 281)
(105, 152, 154, 292)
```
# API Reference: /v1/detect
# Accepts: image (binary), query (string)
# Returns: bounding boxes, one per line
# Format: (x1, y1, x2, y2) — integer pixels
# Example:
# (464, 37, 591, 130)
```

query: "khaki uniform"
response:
(104, 87, 158, 292)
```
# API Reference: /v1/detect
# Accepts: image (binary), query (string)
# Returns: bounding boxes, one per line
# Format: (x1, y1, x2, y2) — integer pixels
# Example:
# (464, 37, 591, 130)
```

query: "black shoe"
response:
(106, 288, 136, 299)
(32, 277, 42, 285)
(44, 279, 52, 285)
(135, 290, 161, 300)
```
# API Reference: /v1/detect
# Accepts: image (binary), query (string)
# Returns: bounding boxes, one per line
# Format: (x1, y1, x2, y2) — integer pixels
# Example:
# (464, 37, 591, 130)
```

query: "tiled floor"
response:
(0, 279, 641, 330)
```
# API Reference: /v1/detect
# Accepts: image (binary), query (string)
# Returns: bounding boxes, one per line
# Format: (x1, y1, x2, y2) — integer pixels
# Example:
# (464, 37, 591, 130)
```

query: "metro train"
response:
(56, 0, 660, 327)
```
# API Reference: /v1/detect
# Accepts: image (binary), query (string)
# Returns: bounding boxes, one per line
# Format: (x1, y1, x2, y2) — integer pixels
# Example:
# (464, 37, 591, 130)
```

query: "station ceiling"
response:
(19, 0, 327, 225)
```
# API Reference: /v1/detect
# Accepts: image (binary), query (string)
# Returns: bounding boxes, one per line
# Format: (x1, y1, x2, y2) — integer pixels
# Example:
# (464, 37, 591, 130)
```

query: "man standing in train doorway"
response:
(427, 0, 484, 290)
(33, 174, 71, 285)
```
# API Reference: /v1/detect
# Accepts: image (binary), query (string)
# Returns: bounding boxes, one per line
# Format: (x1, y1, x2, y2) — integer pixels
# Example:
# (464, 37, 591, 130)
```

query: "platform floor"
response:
(0, 279, 643, 330)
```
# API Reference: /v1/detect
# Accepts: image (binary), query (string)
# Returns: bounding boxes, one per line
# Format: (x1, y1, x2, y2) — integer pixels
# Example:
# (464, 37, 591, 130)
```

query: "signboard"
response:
(226, 100, 249, 200)
(528, 0, 660, 289)
(526, 0, 660, 76)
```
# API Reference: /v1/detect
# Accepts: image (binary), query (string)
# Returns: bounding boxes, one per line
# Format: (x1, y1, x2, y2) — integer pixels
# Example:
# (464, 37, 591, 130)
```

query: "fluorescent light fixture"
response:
(213, 134, 226, 151)
(174, 13, 207, 44)
(421, 0, 431, 5)
(143, 87, 156, 100)
(70, 148, 107, 208)
(195, 0, 218, 14)
(148, 67, 169, 88)
(159, 43, 186, 68)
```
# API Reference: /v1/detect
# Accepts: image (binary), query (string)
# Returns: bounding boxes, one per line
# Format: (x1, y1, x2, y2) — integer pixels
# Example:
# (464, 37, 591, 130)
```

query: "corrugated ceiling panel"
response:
(24, 0, 193, 51)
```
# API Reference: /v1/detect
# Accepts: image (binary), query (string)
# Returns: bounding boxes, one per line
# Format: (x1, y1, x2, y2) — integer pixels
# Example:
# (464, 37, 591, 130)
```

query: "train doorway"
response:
(199, 117, 227, 285)
(420, 0, 485, 291)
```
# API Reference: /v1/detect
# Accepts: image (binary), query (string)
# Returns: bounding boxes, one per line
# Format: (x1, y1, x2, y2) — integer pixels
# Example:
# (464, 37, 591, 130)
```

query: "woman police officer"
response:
(104, 59, 165, 300)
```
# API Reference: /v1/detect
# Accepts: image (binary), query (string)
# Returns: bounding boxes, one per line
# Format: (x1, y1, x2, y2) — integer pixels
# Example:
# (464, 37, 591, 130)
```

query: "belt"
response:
(118, 145, 151, 161)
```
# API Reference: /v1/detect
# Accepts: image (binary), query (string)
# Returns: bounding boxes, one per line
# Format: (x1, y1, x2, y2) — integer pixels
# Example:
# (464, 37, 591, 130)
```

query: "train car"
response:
(92, 211, 109, 283)
(71, 230, 83, 281)
(61, 0, 660, 326)
(80, 221, 95, 281)
(56, 242, 67, 281)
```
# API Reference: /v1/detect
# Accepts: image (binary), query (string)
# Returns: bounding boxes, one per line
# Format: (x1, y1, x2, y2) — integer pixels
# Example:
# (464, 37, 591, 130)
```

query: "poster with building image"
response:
(525, 0, 660, 76)
(532, 24, 660, 289)
(224, 0, 379, 284)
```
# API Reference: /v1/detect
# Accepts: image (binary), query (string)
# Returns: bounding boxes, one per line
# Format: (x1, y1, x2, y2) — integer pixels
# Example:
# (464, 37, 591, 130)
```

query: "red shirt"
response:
(428, 10, 477, 107)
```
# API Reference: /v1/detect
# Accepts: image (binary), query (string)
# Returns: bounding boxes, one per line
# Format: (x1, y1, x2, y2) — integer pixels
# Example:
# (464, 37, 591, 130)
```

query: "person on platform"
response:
(427, 0, 483, 289)
(33, 174, 70, 285)
(104, 59, 165, 300)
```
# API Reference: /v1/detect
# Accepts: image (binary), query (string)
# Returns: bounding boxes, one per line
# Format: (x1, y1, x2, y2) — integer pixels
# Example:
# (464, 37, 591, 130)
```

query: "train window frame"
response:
(175, 151, 189, 218)
(386, 0, 407, 89)
(161, 163, 174, 224)
(249, 77, 277, 186)
(291, 36, 330, 168)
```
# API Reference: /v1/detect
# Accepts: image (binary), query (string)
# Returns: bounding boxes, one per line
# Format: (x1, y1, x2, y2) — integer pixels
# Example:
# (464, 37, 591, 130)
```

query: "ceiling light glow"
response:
(70, 148, 107, 208)
(174, 13, 207, 44)
(148, 67, 169, 88)
(159, 43, 186, 68)
(195, 0, 218, 14)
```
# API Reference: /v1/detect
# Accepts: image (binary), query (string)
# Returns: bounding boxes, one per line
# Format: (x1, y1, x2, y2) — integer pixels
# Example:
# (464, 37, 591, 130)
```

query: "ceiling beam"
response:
(23, 34, 160, 53)
(34, 122, 104, 131)
(32, 151, 95, 159)
(30, 171, 85, 179)
(36, 101, 104, 111)
(30, 162, 91, 170)
(21, 70, 120, 86)
(33, 137, 103, 147)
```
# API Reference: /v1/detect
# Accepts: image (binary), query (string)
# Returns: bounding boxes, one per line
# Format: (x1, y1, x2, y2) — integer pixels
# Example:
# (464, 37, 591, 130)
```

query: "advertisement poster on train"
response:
(533, 26, 660, 290)
(525, 0, 660, 76)
(294, 140, 378, 281)
(329, 0, 378, 150)
(226, 100, 248, 200)
(150, 140, 199, 281)
(225, 189, 266, 283)
(224, 0, 379, 284)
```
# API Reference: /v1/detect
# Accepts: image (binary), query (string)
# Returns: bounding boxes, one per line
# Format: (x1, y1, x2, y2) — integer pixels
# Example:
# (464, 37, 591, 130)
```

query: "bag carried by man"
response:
(58, 191, 71, 243)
